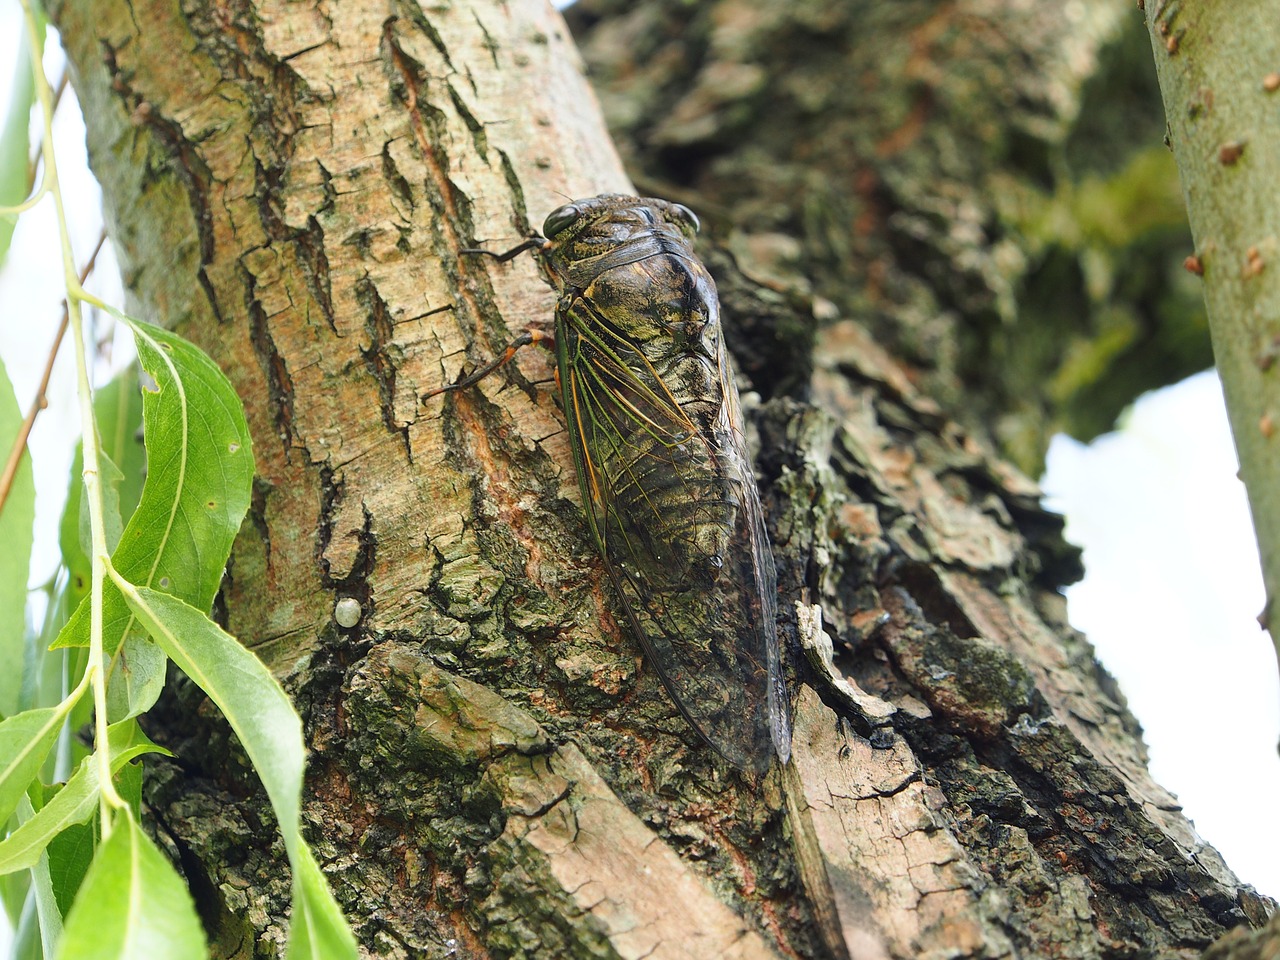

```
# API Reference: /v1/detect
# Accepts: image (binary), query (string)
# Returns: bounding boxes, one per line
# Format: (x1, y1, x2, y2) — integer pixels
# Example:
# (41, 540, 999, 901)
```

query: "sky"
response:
(1045, 373, 1278, 898)
(1, 3, 1277, 947)
(1, 12, 127, 590)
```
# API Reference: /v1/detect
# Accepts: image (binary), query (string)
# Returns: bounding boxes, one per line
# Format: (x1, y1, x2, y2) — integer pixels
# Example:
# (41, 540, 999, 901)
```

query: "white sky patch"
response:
(1045, 370, 1280, 899)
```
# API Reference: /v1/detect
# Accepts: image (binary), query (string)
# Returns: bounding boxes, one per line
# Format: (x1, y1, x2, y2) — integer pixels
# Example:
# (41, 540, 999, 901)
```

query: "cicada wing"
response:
(719, 339, 792, 767)
(560, 299, 789, 773)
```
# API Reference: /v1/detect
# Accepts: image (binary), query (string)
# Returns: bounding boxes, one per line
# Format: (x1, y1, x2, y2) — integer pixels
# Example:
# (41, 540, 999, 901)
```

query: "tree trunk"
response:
(46, 0, 1270, 957)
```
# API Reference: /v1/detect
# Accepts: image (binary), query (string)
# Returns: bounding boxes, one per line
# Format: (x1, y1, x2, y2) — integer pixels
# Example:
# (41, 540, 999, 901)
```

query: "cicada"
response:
(435, 195, 791, 774)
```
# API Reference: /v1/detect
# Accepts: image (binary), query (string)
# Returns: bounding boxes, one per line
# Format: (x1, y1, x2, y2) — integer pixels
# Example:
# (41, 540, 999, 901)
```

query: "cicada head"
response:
(541, 195, 700, 274)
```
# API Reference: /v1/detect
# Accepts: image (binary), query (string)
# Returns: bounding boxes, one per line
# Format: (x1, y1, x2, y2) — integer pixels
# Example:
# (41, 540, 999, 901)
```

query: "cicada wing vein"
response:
(559, 297, 786, 773)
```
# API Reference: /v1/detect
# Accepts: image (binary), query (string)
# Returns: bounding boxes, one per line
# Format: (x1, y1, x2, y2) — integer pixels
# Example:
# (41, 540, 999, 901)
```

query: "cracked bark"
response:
(46, 0, 1271, 958)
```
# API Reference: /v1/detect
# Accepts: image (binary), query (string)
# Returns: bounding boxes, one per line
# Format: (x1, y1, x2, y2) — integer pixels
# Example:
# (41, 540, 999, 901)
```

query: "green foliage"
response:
(1006, 145, 1188, 253)
(987, 139, 1209, 471)
(0, 361, 36, 720)
(114, 583, 360, 960)
(59, 368, 146, 608)
(2, 315, 358, 957)
(286, 844, 361, 960)
(0, 13, 40, 266)
(48, 318, 257, 728)
(11, 794, 60, 959)
(0, 720, 165, 876)
(52, 321, 255, 661)
(2, 11, 358, 957)
(0, 707, 68, 829)
(55, 810, 206, 960)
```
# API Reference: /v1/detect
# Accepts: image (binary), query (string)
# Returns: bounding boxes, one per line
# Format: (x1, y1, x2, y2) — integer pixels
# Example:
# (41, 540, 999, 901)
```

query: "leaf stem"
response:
(0, 183, 51, 218)
(19, 0, 124, 830)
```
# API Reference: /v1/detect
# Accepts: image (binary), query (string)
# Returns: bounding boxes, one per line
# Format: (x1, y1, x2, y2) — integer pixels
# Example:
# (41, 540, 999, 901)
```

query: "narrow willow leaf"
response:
(97, 366, 147, 523)
(53, 321, 254, 652)
(114, 584, 302, 826)
(287, 843, 360, 960)
(59, 368, 146, 610)
(82, 448, 125, 557)
(41, 647, 91, 782)
(0, 720, 168, 875)
(0, 16, 40, 265)
(105, 634, 167, 723)
(12, 898, 42, 960)
(37, 753, 136, 918)
(44, 816, 94, 917)
(13, 794, 63, 958)
(0, 869, 28, 929)
(114, 759, 143, 818)
(0, 707, 66, 828)
(0, 767, 96, 878)
(113, 581, 358, 958)
(54, 811, 206, 960)
(0, 359, 37, 719)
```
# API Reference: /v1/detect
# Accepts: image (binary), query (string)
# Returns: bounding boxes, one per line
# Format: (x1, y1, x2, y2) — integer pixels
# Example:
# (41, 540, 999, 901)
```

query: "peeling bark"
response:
(46, 0, 1271, 957)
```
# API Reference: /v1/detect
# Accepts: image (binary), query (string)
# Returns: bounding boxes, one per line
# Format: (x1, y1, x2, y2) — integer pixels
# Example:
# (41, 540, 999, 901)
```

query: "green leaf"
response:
(11, 902, 44, 960)
(40, 648, 91, 781)
(39, 761, 135, 923)
(108, 584, 301, 828)
(45, 816, 95, 917)
(97, 366, 147, 524)
(0, 706, 67, 828)
(112, 582, 358, 959)
(0, 15, 40, 266)
(0, 358, 37, 719)
(53, 321, 254, 652)
(55, 811, 206, 960)
(0, 720, 169, 876)
(114, 759, 143, 818)
(0, 868, 29, 928)
(287, 843, 360, 960)
(13, 793, 63, 957)
(86, 448, 126, 557)
(105, 633, 167, 723)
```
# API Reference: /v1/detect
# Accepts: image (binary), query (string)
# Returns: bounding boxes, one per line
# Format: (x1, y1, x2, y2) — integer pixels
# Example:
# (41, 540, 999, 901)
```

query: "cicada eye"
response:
(543, 204, 583, 239)
(671, 203, 700, 234)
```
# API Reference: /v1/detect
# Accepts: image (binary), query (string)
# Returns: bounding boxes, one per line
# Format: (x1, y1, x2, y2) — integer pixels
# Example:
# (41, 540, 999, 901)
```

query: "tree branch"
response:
(1144, 0, 1280, 693)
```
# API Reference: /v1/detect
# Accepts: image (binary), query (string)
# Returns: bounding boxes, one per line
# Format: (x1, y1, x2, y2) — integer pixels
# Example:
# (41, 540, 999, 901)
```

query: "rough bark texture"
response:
(46, 0, 1271, 958)
(568, 0, 1211, 474)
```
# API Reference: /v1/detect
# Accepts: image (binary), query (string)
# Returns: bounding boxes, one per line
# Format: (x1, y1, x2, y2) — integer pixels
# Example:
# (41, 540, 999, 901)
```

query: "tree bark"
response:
(46, 0, 1271, 958)
(567, 0, 1213, 475)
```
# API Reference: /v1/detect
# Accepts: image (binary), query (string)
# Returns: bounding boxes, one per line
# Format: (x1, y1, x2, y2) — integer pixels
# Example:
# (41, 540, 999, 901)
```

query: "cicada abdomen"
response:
(447, 195, 792, 773)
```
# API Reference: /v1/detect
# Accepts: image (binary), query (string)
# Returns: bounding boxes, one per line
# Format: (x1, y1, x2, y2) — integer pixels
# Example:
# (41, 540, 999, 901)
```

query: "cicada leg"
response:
(423, 328, 556, 399)
(423, 234, 556, 399)
(459, 236, 545, 263)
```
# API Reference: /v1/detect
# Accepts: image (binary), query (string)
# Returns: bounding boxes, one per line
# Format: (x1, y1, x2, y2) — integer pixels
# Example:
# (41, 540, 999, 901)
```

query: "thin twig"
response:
(50, 70, 68, 113)
(0, 229, 109, 515)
